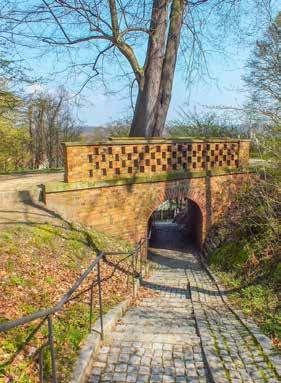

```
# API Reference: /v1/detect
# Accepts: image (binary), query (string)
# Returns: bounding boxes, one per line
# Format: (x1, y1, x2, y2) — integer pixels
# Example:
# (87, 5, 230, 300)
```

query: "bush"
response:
(206, 135, 281, 347)
(210, 241, 250, 274)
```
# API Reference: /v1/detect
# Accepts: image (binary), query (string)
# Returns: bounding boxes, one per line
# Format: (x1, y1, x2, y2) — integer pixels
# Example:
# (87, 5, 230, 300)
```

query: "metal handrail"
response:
(0, 253, 105, 332)
(0, 251, 134, 332)
(0, 238, 149, 382)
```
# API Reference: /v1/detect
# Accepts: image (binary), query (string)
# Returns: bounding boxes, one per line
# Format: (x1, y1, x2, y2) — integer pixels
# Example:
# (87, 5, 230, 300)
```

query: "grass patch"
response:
(209, 241, 281, 348)
(209, 240, 250, 274)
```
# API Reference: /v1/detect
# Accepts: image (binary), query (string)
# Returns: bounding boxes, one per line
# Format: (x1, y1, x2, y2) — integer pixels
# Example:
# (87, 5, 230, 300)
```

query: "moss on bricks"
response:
(44, 168, 251, 194)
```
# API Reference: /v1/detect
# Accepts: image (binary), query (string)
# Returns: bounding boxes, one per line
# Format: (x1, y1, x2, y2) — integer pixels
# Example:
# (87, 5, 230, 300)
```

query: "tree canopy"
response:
(244, 12, 281, 127)
(0, 0, 275, 136)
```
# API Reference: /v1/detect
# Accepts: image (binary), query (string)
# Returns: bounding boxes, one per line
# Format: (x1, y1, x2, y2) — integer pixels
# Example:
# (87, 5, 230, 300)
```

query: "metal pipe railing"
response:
(0, 238, 149, 382)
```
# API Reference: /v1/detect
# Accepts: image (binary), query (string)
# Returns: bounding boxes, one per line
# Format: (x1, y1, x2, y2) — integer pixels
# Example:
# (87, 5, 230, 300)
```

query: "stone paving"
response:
(88, 223, 281, 383)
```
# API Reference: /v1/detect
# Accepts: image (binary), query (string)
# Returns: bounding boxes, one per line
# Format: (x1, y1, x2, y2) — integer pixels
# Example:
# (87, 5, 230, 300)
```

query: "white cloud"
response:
(25, 83, 46, 94)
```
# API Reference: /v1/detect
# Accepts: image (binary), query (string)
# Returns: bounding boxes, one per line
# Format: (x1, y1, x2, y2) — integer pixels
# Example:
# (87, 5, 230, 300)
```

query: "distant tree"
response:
(82, 118, 130, 141)
(0, 82, 29, 172)
(0, 89, 22, 116)
(0, 124, 30, 172)
(167, 109, 248, 138)
(242, 13, 281, 158)
(0, 0, 274, 137)
(107, 120, 130, 137)
(27, 88, 81, 168)
(0, 107, 29, 172)
(244, 12, 281, 129)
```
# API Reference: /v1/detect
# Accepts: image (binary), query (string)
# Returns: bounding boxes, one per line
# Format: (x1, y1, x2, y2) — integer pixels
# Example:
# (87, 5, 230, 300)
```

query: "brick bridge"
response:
(43, 137, 251, 248)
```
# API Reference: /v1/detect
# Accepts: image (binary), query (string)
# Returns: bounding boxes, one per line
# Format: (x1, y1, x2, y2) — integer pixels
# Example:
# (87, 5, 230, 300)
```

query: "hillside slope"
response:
(0, 222, 133, 382)
(204, 166, 281, 349)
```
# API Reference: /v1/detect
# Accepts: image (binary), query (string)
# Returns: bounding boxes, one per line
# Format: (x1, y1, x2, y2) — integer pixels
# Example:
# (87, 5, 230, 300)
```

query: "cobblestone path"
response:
(88, 223, 281, 383)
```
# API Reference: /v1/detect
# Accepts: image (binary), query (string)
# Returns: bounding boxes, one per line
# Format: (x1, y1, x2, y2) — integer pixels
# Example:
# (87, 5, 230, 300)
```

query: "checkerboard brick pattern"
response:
(63, 138, 250, 183)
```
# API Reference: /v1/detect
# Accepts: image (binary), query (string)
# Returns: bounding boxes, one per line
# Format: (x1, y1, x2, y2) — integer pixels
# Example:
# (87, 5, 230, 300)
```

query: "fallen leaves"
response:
(0, 223, 134, 382)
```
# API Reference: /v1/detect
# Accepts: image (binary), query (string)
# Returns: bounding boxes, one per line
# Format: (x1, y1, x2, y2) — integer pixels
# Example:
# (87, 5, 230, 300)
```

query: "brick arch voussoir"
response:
(186, 190, 206, 215)
(142, 184, 206, 227)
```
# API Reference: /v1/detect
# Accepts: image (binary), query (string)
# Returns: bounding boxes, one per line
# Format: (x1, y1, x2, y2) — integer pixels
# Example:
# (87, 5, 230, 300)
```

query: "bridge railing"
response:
(62, 137, 250, 183)
(0, 238, 149, 383)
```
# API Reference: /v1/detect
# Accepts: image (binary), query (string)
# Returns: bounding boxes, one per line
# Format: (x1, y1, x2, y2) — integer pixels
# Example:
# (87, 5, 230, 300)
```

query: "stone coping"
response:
(63, 137, 251, 147)
(44, 168, 252, 194)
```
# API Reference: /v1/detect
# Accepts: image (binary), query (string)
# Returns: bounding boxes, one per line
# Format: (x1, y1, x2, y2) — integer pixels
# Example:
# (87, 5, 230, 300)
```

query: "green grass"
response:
(273, 263, 281, 286)
(209, 241, 281, 345)
(209, 240, 250, 274)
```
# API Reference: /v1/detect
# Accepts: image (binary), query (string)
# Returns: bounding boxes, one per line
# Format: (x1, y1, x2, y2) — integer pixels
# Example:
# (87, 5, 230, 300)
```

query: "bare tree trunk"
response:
(37, 100, 48, 168)
(130, 0, 169, 136)
(153, 0, 185, 136)
(130, 0, 185, 137)
(28, 105, 35, 168)
(48, 96, 63, 167)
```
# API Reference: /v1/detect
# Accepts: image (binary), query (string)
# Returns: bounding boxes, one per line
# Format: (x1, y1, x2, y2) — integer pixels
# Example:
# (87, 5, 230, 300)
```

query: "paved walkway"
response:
(88, 223, 281, 383)
(0, 172, 63, 191)
(0, 172, 65, 227)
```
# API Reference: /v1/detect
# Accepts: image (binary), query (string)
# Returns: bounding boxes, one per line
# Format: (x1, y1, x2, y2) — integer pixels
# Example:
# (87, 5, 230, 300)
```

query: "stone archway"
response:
(144, 186, 205, 249)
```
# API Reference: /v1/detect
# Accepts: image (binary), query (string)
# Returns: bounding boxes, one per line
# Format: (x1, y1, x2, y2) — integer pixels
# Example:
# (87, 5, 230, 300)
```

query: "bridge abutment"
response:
(43, 137, 251, 249)
(44, 172, 250, 249)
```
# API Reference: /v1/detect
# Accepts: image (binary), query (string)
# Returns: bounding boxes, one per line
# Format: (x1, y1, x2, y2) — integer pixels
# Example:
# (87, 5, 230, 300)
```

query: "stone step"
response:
(87, 248, 281, 383)
(114, 324, 197, 334)
(105, 332, 201, 345)
(138, 297, 190, 304)
(120, 314, 194, 323)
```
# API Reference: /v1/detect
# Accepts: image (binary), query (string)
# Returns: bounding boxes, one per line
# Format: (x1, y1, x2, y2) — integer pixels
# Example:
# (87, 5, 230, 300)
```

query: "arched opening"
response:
(148, 198, 203, 251)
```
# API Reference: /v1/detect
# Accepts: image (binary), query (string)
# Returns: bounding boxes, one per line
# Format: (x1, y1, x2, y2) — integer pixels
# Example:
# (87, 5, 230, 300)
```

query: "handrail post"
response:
(97, 261, 104, 340)
(39, 347, 44, 383)
(1, 248, 155, 380)
(140, 246, 143, 279)
(131, 251, 136, 298)
(144, 238, 148, 277)
(89, 283, 94, 332)
(47, 315, 57, 383)
(135, 247, 137, 289)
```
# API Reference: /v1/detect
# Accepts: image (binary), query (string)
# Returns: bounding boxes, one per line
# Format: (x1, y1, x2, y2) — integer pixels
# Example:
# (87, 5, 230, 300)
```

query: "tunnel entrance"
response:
(148, 198, 203, 251)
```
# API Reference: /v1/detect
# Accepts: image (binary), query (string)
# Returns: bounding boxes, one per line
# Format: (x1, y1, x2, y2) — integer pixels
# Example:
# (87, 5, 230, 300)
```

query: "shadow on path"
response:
(147, 222, 243, 297)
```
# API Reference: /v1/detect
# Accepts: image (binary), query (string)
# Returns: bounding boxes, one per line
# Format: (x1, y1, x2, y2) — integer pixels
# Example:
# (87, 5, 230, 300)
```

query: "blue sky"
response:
(21, 2, 279, 127)
(75, 47, 249, 126)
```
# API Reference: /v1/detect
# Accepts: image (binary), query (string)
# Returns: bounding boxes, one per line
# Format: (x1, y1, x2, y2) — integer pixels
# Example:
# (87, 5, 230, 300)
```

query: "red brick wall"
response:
(63, 138, 250, 183)
(45, 172, 250, 249)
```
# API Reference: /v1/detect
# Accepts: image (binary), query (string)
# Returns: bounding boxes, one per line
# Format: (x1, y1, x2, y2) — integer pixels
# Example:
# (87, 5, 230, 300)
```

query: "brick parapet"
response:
(63, 137, 250, 183)
(43, 137, 251, 251)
